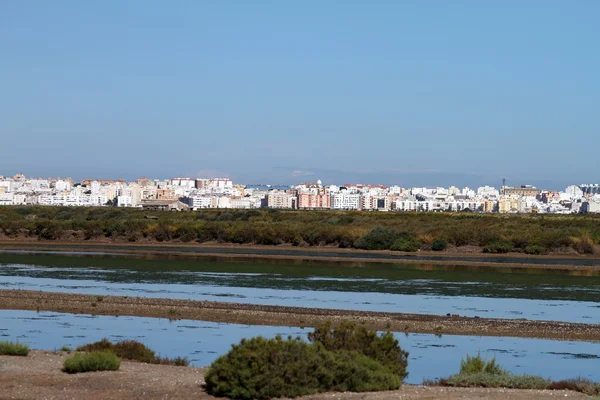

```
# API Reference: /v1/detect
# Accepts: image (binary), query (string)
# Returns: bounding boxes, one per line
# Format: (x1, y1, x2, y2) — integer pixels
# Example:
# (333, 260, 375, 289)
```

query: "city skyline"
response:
(2, 171, 599, 214)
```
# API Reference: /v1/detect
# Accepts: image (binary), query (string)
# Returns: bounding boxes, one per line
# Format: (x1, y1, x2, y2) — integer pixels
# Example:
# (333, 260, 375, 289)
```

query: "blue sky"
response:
(1, 1, 598, 188)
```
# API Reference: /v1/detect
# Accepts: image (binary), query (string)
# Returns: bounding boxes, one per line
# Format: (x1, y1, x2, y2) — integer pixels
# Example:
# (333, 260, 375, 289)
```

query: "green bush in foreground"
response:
(205, 336, 401, 400)
(0, 341, 30, 356)
(77, 339, 189, 366)
(63, 351, 120, 373)
(308, 320, 409, 381)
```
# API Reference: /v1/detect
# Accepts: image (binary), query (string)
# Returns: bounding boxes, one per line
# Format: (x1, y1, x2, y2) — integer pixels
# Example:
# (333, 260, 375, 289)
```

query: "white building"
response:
(54, 180, 72, 192)
(117, 195, 134, 207)
(185, 195, 214, 210)
(565, 185, 584, 200)
(331, 193, 361, 210)
(477, 186, 500, 198)
(38, 195, 108, 207)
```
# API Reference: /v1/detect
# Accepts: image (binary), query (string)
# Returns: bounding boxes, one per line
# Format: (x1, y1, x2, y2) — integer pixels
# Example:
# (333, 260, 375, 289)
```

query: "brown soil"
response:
(1, 240, 600, 272)
(0, 351, 586, 400)
(2, 290, 599, 342)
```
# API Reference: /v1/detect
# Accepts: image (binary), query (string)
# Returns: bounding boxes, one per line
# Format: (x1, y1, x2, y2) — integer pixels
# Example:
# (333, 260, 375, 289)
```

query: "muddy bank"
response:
(1, 290, 599, 342)
(1, 241, 600, 271)
(0, 351, 585, 400)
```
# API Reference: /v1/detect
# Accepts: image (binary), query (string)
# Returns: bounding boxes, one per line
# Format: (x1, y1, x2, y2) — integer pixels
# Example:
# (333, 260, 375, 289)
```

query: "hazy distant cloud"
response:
(290, 170, 315, 177)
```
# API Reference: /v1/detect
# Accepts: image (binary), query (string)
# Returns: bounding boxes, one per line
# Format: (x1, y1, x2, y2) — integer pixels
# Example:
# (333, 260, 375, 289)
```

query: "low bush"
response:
(63, 351, 120, 373)
(482, 240, 513, 254)
(524, 244, 548, 255)
(571, 236, 595, 254)
(77, 339, 189, 366)
(0, 341, 30, 356)
(459, 352, 505, 375)
(308, 320, 409, 381)
(546, 378, 600, 395)
(390, 237, 421, 252)
(353, 226, 399, 250)
(431, 238, 448, 251)
(444, 372, 550, 389)
(425, 353, 600, 395)
(205, 336, 401, 400)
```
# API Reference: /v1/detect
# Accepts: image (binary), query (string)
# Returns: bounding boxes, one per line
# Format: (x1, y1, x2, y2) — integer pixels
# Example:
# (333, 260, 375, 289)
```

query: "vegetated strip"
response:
(2, 289, 599, 342)
(1, 242, 599, 272)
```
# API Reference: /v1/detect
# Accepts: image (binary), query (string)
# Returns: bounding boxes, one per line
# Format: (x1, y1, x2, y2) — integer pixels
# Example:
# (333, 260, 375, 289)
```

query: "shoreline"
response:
(2, 289, 599, 342)
(0, 351, 586, 400)
(1, 240, 600, 271)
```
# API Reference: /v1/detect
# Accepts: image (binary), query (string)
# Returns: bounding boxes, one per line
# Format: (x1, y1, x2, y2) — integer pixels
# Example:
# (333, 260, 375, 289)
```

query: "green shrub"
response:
(425, 353, 600, 395)
(390, 237, 421, 252)
(205, 336, 401, 400)
(482, 240, 513, 254)
(0, 341, 30, 356)
(308, 320, 409, 381)
(77, 339, 189, 366)
(444, 372, 550, 389)
(63, 351, 120, 373)
(431, 238, 448, 251)
(460, 352, 505, 375)
(354, 226, 399, 250)
(524, 244, 548, 255)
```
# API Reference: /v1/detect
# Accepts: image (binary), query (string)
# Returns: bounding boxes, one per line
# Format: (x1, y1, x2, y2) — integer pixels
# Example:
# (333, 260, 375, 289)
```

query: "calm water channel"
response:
(1, 251, 599, 323)
(1, 310, 599, 384)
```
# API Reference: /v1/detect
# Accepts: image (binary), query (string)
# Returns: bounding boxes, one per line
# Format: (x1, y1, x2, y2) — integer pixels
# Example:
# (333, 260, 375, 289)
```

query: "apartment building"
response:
(331, 193, 361, 210)
(267, 191, 295, 209)
(297, 193, 330, 209)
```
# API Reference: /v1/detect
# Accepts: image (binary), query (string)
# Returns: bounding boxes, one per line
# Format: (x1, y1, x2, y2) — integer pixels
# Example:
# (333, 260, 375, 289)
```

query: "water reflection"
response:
(1, 260, 599, 323)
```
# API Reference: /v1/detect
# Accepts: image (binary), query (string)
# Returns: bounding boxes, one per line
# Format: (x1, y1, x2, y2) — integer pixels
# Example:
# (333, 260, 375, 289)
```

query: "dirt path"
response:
(0, 351, 586, 400)
(2, 289, 599, 342)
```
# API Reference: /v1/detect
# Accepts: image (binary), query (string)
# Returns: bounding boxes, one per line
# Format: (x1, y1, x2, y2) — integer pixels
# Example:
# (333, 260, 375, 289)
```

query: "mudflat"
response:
(2, 289, 599, 342)
(0, 351, 586, 400)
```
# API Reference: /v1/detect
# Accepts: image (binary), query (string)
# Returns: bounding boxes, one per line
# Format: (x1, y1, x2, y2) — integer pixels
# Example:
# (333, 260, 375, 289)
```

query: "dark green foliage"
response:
(390, 236, 421, 252)
(308, 320, 409, 381)
(77, 339, 189, 366)
(1, 206, 599, 254)
(482, 240, 513, 254)
(525, 245, 548, 255)
(0, 341, 30, 356)
(63, 351, 120, 373)
(353, 226, 400, 250)
(431, 238, 448, 251)
(205, 336, 401, 400)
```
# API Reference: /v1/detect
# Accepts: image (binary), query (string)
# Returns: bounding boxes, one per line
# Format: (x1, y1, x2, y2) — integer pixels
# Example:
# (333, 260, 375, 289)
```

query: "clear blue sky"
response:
(1, 1, 598, 188)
